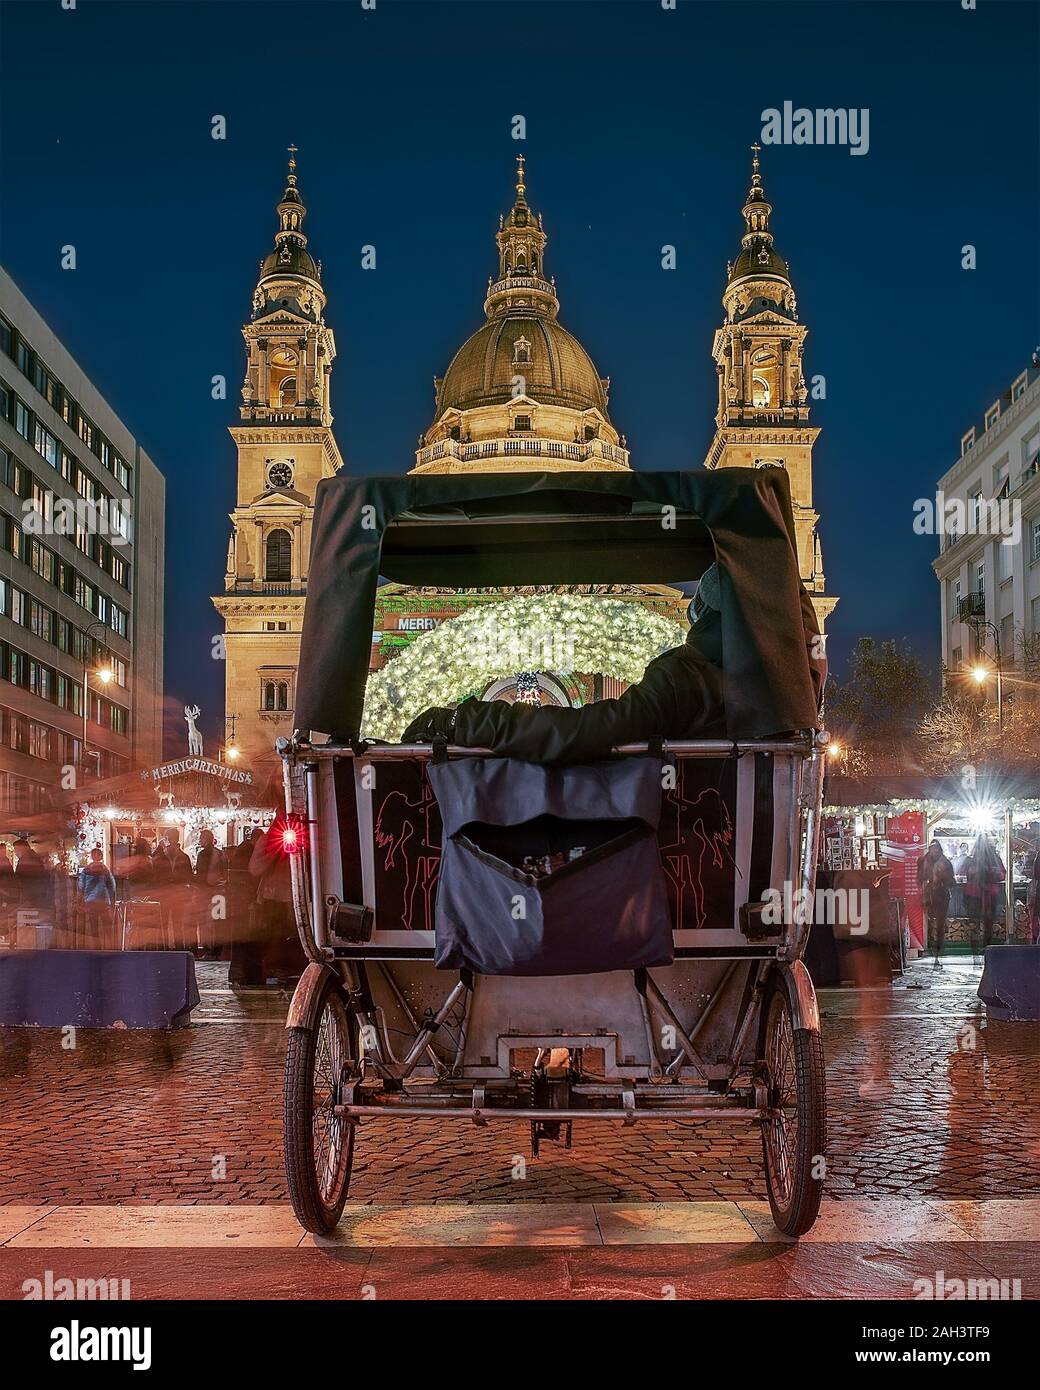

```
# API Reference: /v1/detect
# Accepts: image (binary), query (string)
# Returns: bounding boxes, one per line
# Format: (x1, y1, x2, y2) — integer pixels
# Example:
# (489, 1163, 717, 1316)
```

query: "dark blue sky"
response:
(2, 0, 1037, 749)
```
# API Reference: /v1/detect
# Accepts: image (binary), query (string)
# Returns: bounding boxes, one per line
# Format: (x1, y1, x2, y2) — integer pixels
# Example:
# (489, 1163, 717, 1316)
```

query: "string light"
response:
(362, 594, 686, 740)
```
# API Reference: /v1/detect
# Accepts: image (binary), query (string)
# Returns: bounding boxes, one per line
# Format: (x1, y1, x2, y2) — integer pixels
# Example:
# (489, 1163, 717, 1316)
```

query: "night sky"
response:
(1, 0, 1037, 752)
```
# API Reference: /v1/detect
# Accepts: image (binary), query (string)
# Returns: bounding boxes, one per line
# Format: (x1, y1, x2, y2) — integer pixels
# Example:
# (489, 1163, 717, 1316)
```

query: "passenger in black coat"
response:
(403, 566, 825, 764)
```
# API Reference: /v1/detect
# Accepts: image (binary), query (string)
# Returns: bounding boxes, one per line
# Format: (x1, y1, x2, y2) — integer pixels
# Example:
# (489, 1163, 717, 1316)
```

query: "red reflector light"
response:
(281, 825, 300, 853)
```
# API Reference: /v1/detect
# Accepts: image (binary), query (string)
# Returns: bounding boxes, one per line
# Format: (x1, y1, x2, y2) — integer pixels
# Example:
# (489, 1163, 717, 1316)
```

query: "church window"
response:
(752, 376, 771, 407)
(584, 424, 599, 441)
(268, 348, 298, 409)
(265, 529, 292, 582)
(513, 336, 531, 365)
(263, 680, 289, 711)
(513, 414, 532, 432)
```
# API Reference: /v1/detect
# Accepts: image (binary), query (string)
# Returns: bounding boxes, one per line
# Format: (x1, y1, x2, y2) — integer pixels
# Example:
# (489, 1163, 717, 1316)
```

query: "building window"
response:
(267, 349, 298, 409)
(28, 722, 50, 760)
(512, 414, 532, 433)
(261, 680, 290, 712)
(961, 429, 976, 457)
(999, 540, 1012, 583)
(985, 405, 1000, 431)
(1032, 517, 1040, 564)
(975, 561, 985, 599)
(513, 336, 531, 365)
(1012, 374, 1027, 402)
(265, 528, 292, 582)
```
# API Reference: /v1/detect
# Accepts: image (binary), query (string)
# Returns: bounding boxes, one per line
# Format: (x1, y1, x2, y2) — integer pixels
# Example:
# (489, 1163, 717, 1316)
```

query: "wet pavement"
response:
(1, 958, 1035, 1207)
(1, 956, 1037, 1299)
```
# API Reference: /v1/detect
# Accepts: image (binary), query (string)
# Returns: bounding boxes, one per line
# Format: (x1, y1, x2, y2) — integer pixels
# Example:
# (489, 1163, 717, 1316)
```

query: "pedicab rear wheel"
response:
(758, 971, 826, 1237)
(284, 972, 357, 1234)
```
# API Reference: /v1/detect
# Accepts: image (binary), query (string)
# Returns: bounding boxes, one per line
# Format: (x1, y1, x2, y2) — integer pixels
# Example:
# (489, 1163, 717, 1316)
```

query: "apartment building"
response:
(0, 268, 164, 816)
(934, 360, 1040, 683)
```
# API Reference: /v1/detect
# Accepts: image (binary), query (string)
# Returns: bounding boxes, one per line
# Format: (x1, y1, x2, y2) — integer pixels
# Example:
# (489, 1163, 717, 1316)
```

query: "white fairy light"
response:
(362, 593, 686, 740)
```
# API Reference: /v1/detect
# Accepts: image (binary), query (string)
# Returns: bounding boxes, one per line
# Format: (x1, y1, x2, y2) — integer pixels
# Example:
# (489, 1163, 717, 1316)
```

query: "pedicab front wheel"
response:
(284, 972, 357, 1234)
(759, 971, 826, 1237)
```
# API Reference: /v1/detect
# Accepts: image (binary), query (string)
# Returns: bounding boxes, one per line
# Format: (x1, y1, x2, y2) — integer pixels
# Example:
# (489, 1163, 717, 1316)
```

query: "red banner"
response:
(885, 810, 926, 950)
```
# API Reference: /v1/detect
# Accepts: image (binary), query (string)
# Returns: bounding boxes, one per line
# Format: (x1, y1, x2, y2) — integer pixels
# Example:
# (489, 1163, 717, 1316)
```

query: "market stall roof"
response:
(295, 466, 821, 742)
(825, 773, 1040, 813)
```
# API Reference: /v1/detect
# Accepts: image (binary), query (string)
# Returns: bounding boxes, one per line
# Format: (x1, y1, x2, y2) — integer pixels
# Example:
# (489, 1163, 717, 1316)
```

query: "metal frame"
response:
(279, 730, 826, 1129)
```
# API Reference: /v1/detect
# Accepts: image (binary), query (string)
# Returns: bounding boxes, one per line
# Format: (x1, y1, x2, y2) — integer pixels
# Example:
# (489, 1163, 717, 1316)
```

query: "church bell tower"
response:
(212, 149, 344, 766)
(704, 146, 837, 630)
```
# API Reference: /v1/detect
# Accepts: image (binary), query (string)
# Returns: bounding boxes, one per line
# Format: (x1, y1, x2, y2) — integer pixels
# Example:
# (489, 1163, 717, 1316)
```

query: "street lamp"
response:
(967, 620, 1003, 730)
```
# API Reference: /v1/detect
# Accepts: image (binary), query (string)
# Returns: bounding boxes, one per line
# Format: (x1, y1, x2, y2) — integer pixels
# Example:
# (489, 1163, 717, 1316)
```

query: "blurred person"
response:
(919, 840, 955, 969)
(0, 843, 14, 938)
(227, 828, 264, 988)
(1028, 837, 1040, 946)
(192, 828, 226, 958)
(965, 833, 1006, 955)
(150, 828, 193, 945)
(77, 847, 117, 948)
(12, 838, 52, 926)
(124, 834, 155, 891)
(951, 840, 971, 881)
(241, 820, 305, 990)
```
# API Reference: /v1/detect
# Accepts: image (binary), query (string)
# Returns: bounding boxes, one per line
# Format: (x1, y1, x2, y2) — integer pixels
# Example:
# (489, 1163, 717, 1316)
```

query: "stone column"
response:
(291, 517, 302, 587)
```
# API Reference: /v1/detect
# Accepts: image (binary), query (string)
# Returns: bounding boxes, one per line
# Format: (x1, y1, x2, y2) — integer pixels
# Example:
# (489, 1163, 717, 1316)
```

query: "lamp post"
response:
(222, 713, 240, 765)
(968, 619, 1003, 730)
(82, 620, 114, 781)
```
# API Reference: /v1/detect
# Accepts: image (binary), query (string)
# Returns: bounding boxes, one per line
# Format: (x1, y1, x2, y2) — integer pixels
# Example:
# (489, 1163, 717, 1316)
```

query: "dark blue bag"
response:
(427, 756, 674, 976)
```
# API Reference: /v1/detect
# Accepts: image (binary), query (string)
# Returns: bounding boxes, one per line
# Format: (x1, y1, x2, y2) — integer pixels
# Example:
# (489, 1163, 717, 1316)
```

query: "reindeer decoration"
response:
(184, 705, 203, 757)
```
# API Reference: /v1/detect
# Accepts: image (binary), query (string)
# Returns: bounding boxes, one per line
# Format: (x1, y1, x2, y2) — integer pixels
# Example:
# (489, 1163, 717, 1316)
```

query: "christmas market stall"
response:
(66, 753, 278, 951)
(823, 774, 1040, 958)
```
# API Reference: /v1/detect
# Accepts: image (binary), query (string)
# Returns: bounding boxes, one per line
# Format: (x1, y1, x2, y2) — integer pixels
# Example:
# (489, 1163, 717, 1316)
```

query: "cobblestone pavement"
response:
(0, 960, 1036, 1207)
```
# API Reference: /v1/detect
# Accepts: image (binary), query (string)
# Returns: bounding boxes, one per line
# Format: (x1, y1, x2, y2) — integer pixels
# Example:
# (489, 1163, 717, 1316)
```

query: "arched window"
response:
(265, 529, 292, 582)
(267, 348, 298, 409)
(263, 682, 275, 710)
(277, 682, 289, 711)
(752, 376, 771, 407)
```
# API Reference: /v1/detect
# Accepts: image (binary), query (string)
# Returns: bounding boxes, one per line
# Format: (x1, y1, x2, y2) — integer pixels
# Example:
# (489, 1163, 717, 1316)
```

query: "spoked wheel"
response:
(758, 971, 826, 1237)
(284, 972, 357, 1234)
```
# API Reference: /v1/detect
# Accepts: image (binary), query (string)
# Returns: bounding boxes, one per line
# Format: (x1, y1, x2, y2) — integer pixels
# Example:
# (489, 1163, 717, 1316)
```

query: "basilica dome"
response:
(414, 157, 627, 473)
(436, 313, 609, 417)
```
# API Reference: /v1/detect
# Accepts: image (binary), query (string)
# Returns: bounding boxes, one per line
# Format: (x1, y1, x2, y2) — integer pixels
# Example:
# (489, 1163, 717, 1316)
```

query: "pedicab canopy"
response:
(295, 467, 821, 743)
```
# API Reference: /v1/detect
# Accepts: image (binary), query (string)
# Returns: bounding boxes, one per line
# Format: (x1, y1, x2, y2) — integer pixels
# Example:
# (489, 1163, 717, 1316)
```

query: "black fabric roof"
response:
(295, 467, 821, 742)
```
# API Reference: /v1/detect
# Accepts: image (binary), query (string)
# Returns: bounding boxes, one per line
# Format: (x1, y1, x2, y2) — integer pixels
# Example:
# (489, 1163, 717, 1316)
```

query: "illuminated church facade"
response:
(215, 150, 836, 761)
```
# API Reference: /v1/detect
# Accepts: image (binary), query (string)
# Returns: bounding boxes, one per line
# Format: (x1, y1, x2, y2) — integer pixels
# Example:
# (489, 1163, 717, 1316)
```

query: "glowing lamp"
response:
(827, 741, 843, 760)
(281, 825, 300, 853)
(971, 666, 988, 685)
(97, 667, 114, 684)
